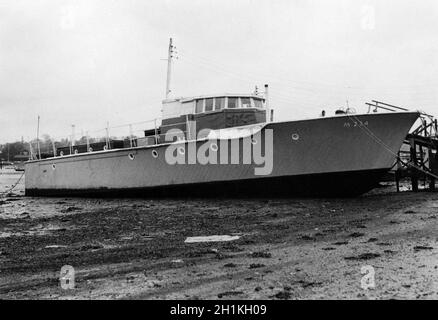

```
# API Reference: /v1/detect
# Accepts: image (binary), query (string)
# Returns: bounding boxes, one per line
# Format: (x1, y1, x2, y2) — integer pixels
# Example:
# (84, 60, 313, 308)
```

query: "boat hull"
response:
(25, 168, 389, 198)
(25, 112, 419, 198)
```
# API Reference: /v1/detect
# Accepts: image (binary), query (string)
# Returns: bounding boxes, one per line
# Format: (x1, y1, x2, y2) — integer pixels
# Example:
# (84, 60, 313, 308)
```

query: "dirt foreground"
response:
(0, 179, 437, 300)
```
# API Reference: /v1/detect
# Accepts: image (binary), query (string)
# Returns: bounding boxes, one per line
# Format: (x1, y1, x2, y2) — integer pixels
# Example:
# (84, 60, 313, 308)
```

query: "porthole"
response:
(52, 164, 56, 170)
(178, 147, 185, 155)
(210, 143, 218, 152)
(292, 133, 300, 141)
(152, 150, 158, 158)
(251, 137, 258, 145)
(128, 153, 135, 160)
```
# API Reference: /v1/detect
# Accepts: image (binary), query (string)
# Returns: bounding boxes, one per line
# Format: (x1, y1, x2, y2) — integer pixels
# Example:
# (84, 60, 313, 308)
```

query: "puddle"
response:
(171, 259, 184, 263)
(0, 224, 71, 238)
(184, 235, 240, 243)
(45, 245, 68, 249)
(0, 231, 13, 238)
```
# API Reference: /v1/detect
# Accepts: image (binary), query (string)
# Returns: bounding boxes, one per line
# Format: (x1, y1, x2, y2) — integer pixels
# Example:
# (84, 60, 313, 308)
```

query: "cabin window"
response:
(195, 99, 204, 113)
(205, 98, 214, 112)
(228, 97, 237, 108)
(254, 98, 263, 108)
(241, 98, 251, 108)
(215, 97, 225, 110)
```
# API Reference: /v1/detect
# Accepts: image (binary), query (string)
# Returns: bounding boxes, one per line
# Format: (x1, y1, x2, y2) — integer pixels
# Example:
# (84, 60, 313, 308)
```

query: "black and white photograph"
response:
(0, 0, 437, 307)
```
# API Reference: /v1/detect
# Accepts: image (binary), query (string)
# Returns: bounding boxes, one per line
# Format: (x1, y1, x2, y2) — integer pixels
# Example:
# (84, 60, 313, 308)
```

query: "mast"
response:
(165, 38, 174, 99)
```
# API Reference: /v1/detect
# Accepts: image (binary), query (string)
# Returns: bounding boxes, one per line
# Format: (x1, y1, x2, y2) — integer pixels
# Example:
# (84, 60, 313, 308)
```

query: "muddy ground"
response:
(0, 172, 437, 299)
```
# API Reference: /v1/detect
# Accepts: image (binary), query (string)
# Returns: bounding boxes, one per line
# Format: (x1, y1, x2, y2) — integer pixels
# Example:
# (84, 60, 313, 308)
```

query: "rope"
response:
(0, 171, 25, 198)
(347, 113, 400, 157)
(400, 161, 438, 180)
(346, 113, 438, 180)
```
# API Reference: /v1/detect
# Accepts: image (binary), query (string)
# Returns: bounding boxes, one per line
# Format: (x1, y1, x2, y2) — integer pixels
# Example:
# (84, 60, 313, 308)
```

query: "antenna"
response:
(165, 38, 177, 99)
(264, 84, 271, 122)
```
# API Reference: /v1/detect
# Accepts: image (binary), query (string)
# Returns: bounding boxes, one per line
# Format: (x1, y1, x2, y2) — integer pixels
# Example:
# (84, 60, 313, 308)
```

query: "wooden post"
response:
(410, 138, 418, 192)
(395, 152, 401, 192)
(419, 145, 425, 188)
(429, 149, 436, 191)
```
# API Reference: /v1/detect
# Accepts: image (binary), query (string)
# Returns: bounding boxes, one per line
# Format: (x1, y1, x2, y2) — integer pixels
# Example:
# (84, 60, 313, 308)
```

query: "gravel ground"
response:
(0, 172, 437, 300)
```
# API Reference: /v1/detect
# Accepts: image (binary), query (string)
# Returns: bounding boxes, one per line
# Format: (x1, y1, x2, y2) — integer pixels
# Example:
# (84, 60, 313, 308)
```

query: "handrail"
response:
(365, 103, 395, 113)
(371, 100, 410, 112)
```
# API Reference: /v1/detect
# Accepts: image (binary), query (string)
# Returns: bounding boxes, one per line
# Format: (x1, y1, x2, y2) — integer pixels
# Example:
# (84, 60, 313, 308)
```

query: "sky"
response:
(1, 0, 438, 143)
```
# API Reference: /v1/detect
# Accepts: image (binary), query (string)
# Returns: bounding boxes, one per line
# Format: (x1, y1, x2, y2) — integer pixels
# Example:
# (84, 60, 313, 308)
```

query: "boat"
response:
(24, 39, 419, 197)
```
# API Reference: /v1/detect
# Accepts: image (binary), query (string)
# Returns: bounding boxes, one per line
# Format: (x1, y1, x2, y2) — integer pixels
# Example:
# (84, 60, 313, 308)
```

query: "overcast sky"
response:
(1, 0, 437, 143)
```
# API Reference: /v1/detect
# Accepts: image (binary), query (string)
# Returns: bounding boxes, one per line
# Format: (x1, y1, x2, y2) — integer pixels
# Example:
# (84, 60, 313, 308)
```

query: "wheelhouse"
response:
(189, 95, 265, 114)
(158, 94, 267, 141)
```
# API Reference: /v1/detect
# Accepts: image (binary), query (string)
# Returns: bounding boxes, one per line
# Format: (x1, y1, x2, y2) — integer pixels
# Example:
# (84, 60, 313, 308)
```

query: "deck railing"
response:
(29, 114, 193, 160)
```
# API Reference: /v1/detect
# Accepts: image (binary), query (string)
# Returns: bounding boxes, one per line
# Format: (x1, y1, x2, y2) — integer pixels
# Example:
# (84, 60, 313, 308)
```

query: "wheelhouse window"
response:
(241, 97, 251, 108)
(205, 98, 214, 112)
(227, 97, 237, 108)
(195, 99, 204, 113)
(253, 98, 263, 109)
(215, 97, 225, 110)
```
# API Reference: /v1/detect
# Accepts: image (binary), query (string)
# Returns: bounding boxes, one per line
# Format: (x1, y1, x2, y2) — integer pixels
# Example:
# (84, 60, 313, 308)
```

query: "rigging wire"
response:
(181, 52, 438, 117)
(0, 171, 25, 198)
(178, 47, 438, 93)
(180, 53, 371, 112)
(181, 56, 326, 113)
(346, 113, 438, 180)
(178, 48, 360, 89)
(180, 52, 354, 94)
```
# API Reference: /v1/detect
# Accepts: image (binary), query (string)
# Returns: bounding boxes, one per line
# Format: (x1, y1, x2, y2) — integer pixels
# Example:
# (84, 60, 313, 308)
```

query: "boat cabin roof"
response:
(163, 93, 265, 104)
(161, 93, 266, 119)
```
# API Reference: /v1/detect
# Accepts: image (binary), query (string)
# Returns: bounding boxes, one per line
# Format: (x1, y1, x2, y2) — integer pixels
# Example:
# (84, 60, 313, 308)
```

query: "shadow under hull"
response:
(25, 168, 389, 198)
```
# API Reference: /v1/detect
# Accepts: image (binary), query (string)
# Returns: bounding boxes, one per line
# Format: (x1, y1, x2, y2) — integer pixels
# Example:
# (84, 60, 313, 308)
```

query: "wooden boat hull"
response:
(25, 112, 419, 198)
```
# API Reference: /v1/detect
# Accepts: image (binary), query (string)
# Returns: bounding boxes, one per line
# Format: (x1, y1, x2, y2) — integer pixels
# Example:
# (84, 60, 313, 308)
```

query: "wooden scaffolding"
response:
(366, 100, 438, 192)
